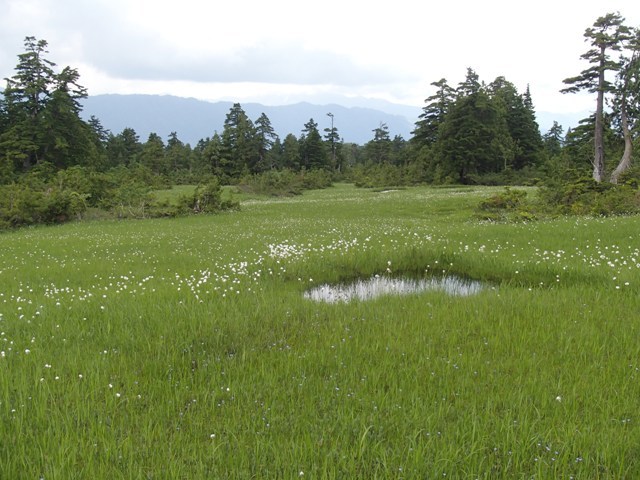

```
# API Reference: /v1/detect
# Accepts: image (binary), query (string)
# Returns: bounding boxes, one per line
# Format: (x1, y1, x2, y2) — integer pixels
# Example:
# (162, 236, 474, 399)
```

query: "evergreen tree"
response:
(365, 122, 392, 164)
(281, 134, 301, 170)
(254, 113, 278, 172)
(221, 103, 257, 177)
(562, 12, 631, 181)
(106, 127, 141, 167)
(269, 137, 284, 170)
(436, 89, 506, 182)
(0, 37, 96, 172)
(563, 113, 621, 176)
(610, 27, 640, 183)
(41, 67, 97, 169)
(86, 115, 110, 170)
(88, 115, 110, 145)
(0, 97, 13, 182)
(324, 113, 340, 170)
(1, 36, 57, 170)
(488, 78, 543, 169)
(165, 132, 190, 172)
(300, 119, 327, 170)
(200, 133, 224, 178)
(543, 121, 565, 157)
(390, 135, 408, 166)
(457, 67, 482, 97)
(412, 78, 455, 147)
(139, 133, 167, 175)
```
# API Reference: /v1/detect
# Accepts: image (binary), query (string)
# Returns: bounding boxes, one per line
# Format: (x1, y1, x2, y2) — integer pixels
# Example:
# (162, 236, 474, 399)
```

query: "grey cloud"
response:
(1, 0, 415, 88)
(89, 41, 409, 87)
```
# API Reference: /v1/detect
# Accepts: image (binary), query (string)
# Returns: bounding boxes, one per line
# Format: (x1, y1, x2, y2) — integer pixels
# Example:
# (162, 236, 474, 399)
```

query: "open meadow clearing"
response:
(1, 184, 640, 478)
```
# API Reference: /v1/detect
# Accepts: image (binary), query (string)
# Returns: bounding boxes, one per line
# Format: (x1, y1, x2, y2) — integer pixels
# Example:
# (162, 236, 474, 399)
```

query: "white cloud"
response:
(1, 0, 639, 119)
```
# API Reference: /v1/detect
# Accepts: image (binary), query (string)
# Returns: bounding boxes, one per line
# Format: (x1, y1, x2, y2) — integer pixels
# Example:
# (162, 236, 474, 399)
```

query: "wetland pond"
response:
(304, 275, 484, 303)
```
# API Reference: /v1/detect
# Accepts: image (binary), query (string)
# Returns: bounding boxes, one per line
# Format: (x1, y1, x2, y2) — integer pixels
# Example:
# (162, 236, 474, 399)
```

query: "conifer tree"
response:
(562, 12, 631, 182)
(300, 119, 327, 170)
(412, 78, 455, 147)
(281, 134, 301, 170)
(1, 37, 96, 171)
(610, 27, 640, 183)
(221, 103, 257, 177)
(254, 113, 278, 172)
(365, 123, 392, 164)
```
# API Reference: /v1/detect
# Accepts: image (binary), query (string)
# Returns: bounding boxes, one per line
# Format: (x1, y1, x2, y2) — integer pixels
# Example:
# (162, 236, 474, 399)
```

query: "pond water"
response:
(304, 275, 484, 303)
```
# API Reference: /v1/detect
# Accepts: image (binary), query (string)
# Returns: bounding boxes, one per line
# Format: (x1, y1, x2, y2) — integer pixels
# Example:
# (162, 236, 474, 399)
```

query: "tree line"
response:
(0, 12, 638, 226)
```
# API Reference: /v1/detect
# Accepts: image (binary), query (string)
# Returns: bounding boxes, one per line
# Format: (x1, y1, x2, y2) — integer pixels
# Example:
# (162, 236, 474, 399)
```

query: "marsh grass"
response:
(1, 184, 639, 478)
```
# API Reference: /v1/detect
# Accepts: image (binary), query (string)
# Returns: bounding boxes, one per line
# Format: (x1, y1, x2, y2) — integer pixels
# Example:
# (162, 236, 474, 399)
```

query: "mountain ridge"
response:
(81, 94, 419, 146)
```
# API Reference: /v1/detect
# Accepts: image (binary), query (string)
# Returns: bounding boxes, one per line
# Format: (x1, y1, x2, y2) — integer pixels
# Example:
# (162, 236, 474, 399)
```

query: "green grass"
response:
(1, 183, 639, 478)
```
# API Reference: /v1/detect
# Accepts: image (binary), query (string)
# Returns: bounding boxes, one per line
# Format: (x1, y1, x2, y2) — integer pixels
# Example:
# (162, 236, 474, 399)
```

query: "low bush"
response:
(0, 182, 88, 227)
(238, 169, 332, 196)
(475, 187, 536, 222)
(539, 176, 640, 216)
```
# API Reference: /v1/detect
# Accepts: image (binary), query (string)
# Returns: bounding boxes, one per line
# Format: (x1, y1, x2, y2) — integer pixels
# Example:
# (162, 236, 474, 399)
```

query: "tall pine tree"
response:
(562, 12, 631, 182)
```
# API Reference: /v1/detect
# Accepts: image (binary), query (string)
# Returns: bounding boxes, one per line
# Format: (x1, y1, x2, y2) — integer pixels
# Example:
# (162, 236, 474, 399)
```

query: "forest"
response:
(0, 12, 638, 227)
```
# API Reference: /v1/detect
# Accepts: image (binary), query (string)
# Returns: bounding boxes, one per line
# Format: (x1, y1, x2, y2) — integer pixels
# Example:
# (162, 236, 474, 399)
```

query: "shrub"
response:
(538, 176, 640, 216)
(478, 187, 528, 211)
(0, 182, 88, 227)
(176, 178, 239, 215)
(238, 169, 332, 196)
(475, 188, 535, 222)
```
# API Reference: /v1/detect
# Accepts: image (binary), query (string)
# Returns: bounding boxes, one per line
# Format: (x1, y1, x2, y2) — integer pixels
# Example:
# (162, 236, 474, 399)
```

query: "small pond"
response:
(304, 275, 484, 303)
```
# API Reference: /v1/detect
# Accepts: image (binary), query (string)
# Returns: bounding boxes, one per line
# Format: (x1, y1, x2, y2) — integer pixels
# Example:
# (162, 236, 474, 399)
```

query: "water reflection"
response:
(304, 275, 484, 303)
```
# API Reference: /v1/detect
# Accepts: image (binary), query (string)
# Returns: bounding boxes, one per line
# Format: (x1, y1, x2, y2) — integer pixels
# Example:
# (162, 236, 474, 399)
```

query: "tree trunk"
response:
(593, 45, 606, 183)
(610, 95, 633, 184)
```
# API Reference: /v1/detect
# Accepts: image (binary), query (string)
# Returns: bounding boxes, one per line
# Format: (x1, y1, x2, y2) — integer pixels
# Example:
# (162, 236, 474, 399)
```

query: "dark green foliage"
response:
(0, 171, 88, 228)
(239, 169, 304, 196)
(280, 133, 301, 170)
(364, 122, 392, 164)
(476, 173, 640, 223)
(221, 103, 258, 177)
(542, 121, 565, 157)
(475, 188, 535, 222)
(105, 127, 141, 168)
(412, 78, 455, 147)
(539, 176, 640, 215)
(478, 187, 528, 210)
(489, 80, 543, 169)
(300, 119, 328, 170)
(350, 162, 425, 188)
(0, 37, 102, 173)
(436, 90, 507, 183)
(186, 177, 238, 214)
(238, 169, 332, 196)
(254, 113, 278, 172)
(323, 113, 340, 171)
(407, 69, 546, 186)
(300, 168, 333, 190)
(139, 133, 168, 175)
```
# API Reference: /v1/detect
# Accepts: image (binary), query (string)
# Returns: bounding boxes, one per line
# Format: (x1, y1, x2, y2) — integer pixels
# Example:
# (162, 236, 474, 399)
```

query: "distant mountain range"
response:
(81, 94, 588, 146)
(81, 94, 420, 146)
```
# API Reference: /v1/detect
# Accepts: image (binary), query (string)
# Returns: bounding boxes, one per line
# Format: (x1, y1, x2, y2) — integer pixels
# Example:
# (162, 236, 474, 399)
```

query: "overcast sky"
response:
(1, 0, 639, 116)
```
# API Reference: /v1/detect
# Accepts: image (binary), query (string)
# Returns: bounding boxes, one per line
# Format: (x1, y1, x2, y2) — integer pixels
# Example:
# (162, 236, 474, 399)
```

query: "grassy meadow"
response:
(1, 183, 639, 478)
